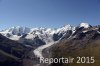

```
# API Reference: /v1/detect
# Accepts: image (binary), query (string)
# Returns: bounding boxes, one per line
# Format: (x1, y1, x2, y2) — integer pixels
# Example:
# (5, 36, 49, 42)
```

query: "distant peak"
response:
(63, 24, 71, 27)
(79, 22, 91, 28)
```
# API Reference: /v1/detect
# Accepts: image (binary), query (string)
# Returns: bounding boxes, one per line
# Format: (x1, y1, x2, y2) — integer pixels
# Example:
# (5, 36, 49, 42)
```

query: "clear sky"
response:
(0, 0, 100, 30)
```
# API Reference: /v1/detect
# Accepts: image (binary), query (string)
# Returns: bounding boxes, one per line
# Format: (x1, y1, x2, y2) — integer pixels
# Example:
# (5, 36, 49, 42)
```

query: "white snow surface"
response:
(0, 26, 30, 36)
(79, 23, 90, 28)
(33, 41, 58, 58)
(9, 35, 21, 40)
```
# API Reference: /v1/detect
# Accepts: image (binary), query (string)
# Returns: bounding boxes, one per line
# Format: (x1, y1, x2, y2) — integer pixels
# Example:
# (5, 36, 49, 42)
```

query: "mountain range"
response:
(0, 23, 100, 66)
(0, 23, 90, 45)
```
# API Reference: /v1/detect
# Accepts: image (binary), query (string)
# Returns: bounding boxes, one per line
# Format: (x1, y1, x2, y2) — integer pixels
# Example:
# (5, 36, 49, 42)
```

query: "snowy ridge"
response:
(0, 24, 75, 43)
(0, 26, 30, 36)
(0, 23, 91, 44)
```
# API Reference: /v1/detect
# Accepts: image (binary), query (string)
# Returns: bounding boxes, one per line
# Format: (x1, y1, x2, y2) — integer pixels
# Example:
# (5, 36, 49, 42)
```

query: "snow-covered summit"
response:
(0, 26, 30, 36)
(79, 23, 91, 28)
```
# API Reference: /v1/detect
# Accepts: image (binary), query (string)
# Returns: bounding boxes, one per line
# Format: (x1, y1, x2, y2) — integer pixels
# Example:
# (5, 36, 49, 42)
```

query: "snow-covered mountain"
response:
(79, 22, 91, 28)
(0, 23, 100, 66)
(0, 23, 91, 46)
(0, 26, 30, 40)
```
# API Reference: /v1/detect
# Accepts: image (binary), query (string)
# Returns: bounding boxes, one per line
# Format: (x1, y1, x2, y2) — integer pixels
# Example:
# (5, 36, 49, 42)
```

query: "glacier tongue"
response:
(33, 41, 58, 58)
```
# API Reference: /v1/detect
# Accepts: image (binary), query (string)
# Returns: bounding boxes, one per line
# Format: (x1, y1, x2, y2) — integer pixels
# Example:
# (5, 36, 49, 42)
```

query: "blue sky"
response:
(0, 0, 100, 30)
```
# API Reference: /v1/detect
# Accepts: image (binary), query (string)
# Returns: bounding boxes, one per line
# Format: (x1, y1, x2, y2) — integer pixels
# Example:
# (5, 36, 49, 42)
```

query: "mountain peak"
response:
(63, 24, 71, 27)
(79, 22, 91, 28)
(0, 26, 30, 36)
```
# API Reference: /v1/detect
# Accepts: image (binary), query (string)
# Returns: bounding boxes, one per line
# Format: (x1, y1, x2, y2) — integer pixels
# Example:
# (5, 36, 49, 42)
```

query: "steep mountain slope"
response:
(49, 25, 100, 66)
(0, 34, 31, 66)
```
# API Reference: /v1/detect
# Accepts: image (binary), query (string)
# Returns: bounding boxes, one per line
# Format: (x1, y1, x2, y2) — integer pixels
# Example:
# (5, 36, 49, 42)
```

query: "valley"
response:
(0, 23, 100, 66)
